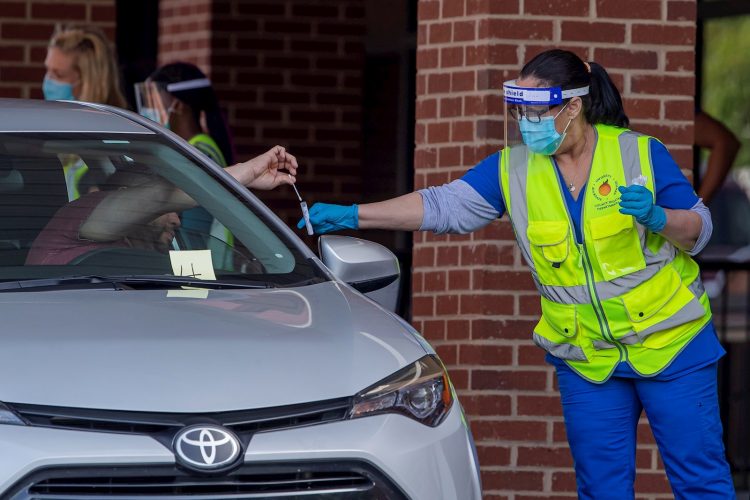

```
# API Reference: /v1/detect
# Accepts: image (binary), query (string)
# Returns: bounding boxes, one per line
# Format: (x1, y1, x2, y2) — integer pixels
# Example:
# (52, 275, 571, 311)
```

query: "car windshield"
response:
(0, 132, 324, 288)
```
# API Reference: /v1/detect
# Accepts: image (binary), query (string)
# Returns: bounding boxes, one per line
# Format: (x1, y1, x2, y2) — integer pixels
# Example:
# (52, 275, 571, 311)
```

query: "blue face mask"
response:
(42, 76, 75, 101)
(518, 103, 572, 155)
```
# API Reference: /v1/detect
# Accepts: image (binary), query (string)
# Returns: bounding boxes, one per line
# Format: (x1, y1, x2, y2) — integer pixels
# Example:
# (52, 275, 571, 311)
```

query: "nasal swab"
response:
(290, 175, 314, 235)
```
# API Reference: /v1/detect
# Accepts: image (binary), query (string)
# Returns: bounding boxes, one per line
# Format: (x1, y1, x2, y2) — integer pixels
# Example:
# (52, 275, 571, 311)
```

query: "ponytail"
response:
(49, 24, 127, 108)
(520, 49, 629, 128)
(585, 62, 629, 128)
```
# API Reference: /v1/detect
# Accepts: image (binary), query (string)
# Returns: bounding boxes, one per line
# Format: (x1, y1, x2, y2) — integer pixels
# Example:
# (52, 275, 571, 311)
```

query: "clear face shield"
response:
(503, 80, 589, 154)
(134, 81, 176, 127)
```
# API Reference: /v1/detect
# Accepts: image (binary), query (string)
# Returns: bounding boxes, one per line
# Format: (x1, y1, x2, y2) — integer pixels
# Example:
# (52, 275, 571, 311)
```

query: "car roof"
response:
(0, 98, 154, 134)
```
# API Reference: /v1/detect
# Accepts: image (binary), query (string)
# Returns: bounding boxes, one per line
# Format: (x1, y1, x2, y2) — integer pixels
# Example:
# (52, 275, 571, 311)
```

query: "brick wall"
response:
(0, 0, 115, 99)
(158, 0, 366, 233)
(158, 0, 212, 71)
(413, 0, 696, 498)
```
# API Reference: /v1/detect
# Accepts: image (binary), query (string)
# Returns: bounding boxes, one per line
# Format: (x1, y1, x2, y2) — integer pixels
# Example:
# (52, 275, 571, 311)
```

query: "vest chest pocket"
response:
(588, 213, 645, 281)
(620, 266, 706, 348)
(527, 221, 575, 285)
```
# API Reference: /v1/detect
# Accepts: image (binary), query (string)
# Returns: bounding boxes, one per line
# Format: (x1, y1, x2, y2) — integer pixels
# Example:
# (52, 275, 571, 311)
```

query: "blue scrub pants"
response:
(555, 363, 735, 499)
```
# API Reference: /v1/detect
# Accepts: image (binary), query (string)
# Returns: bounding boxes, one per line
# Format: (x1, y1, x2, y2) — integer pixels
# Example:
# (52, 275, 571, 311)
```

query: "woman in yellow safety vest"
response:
(43, 24, 128, 201)
(298, 49, 735, 498)
(135, 63, 236, 266)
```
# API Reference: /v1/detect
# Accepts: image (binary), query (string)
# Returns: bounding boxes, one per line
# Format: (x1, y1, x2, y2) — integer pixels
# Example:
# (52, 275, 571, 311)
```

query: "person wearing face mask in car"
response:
(43, 24, 128, 201)
(298, 49, 734, 499)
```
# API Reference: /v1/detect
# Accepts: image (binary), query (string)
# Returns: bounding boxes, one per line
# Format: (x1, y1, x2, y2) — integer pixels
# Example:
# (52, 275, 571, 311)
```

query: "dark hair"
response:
(149, 62, 235, 164)
(520, 49, 629, 128)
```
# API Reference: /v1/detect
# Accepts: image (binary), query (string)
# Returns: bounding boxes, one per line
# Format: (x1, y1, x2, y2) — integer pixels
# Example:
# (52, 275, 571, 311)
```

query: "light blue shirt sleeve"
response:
(417, 152, 505, 234)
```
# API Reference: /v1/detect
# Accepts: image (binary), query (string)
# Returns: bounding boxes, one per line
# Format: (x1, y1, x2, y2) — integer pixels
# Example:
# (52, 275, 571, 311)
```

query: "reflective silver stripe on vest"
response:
(593, 340, 618, 350)
(532, 332, 588, 361)
(688, 274, 706, 298)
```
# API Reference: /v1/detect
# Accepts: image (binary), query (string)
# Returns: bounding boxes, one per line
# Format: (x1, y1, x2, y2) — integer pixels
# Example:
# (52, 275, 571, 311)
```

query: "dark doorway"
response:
(116, 0, 159, 110)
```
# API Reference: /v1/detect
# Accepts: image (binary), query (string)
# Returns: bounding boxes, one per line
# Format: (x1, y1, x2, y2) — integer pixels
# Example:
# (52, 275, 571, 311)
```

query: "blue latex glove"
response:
(618, 185, 667, 232)
(297, 203, 358, 234)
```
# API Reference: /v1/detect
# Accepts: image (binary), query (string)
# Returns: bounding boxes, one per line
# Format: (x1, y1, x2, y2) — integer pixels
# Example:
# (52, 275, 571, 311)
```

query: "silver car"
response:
(0, 99, 481, 500)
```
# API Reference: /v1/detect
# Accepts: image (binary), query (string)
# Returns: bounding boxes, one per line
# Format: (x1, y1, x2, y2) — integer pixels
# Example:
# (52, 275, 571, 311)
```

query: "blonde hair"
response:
(49, 24, 127, 108)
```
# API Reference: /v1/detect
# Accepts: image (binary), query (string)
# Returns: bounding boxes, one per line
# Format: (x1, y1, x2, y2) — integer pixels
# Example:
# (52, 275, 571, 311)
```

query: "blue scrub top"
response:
(461, 139, 725, 380)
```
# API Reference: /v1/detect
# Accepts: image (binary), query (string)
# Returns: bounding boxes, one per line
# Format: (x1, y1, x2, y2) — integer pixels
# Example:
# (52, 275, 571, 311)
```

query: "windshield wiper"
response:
(0, 275, 275, 292)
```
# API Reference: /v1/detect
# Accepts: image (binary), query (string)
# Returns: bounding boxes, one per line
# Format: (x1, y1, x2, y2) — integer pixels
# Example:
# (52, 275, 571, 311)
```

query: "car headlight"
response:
(349, 355, 453, 427)
(0, 402, 25, 426)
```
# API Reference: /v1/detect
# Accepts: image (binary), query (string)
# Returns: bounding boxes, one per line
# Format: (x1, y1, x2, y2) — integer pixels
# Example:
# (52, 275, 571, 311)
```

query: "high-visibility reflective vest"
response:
(63, 157, 89, 201)
(186, 133, 234, 270)
(499, 123, 712, 383)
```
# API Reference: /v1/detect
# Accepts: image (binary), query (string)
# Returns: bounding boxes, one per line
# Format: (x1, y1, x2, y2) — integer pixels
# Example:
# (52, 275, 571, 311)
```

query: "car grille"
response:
(6, 462, 407, 499)
(7, 397, 351, 437)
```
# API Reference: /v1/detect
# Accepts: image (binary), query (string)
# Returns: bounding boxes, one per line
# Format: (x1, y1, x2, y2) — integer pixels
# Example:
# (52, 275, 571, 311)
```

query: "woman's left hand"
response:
(618, 185, 667, 232)
(231, 146, 299, 190)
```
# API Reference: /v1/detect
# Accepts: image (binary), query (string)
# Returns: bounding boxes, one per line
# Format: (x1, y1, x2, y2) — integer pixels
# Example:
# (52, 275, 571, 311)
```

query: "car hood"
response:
(0, 282, 428, 412)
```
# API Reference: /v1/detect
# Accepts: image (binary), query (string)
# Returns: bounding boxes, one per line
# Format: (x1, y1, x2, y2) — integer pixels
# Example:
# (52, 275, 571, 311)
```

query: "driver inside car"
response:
(25, 146, 297, 266)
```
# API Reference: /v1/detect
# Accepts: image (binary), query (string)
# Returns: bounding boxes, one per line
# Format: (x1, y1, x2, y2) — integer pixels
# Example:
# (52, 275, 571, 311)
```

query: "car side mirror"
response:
(318, 235, 401, 312)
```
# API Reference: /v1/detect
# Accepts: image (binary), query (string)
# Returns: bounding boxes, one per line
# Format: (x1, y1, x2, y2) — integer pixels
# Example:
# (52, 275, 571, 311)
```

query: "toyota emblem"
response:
(173, 425, 241, 471)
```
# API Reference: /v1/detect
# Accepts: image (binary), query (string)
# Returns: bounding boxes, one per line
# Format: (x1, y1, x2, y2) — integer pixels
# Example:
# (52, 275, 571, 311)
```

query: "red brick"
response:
(462, 394, 512, 416)
(91, 4, 116, 22)
(461, 243, 514, 266)
(438, 145, 461, 167)
(526, 0, 589, 16)
(518, 344, 546, 366)
(0, 65, 44, 81)
(32, 2, 86, 19)
(429, 22, 452, 44)
(440, 96, 462, 118)
(637, 124, 693, 145)
(623, 98, 661, 120)
(453, 20, 476, 42)
(517, 395, 563, 416)
(632, 24, 695, 45)
(594, 48, 658, 70)
(0, 46, 23, 62)
(442, 0, 465, 18)
(414, 147, 437, 168)
(0, 2, 26, 17)
(551, 471, 577, 491)
(443, 318, 469, 340)
(1, 22, 54, 40)
(597, 0, 662, 19)
(472, 270, 535, 291)
(291, 4, 338, 17)
(519, 295, 543, 316)
(474, 318, 537, 340)
(416, 48, 438, 70)
(481, 19, 554, 41)
(422, 319, 444, 340)
(476, 445, 512, 466)
(460, 293, 514, 315)
(424, 271, 447, 292)
(561, 21, 626, 43)
(634, 472, 672, 493)
(416, 98, 437, 120)
(517, 446, 573, 467)
(428, 73, 450, 94)
(472, 369, 547, 391)
(451, 70, 475, 92)
(0, 87, 22, 98)
(668, 0, 696, 21)
(436, 294, 459, 315)
(472, 419, 547, 441)
(483, 470, 545, 491)
(413, 246, 435, 267)
(666, 50, 695, 72)
(436, 343, 458, 364)
(631, 75, 694, 96)
(441, 46, 463, 67)
(553, 421, 568, 442)
(664, 100, 694, 121)
(451, 120, 474, 142)
(637, 448, 654, 469)
(412, 296, 434, 316)
(418, 1, 439, 21)
(427, 122, 450, 143)
(467, 0, 520, 15)
(459, 344, 513, 365)
(448, 368, 469, 390)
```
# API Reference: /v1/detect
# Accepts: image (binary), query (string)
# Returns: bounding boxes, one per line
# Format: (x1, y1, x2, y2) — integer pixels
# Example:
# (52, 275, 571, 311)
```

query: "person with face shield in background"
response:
(135, 63, 236, 265)
(298, 49, 735, 498)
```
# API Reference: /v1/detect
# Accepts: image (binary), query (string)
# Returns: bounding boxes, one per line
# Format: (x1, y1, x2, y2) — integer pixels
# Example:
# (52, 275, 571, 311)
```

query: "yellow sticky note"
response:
(169, 250, 216, 281)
